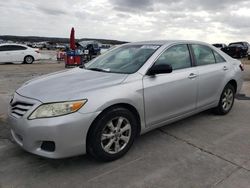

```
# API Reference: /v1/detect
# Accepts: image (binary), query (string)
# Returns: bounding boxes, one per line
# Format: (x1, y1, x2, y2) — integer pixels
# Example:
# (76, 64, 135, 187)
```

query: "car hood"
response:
(16, 68, 128, 102)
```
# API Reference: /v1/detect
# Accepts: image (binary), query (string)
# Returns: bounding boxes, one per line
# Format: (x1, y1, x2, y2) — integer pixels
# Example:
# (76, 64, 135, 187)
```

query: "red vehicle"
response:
(64, 51, 83, 68)
(64, 27, 84, 68)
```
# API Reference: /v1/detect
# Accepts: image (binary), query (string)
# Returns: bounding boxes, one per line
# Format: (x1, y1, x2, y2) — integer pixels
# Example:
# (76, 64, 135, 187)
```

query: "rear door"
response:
(143, 44, 198, 127)
(191, 44, 228, 109)
(8, 45, 27, 62)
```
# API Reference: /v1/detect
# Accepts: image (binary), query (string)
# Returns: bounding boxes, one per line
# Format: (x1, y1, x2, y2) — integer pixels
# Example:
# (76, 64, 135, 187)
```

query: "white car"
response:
(0, 43, 40, 64)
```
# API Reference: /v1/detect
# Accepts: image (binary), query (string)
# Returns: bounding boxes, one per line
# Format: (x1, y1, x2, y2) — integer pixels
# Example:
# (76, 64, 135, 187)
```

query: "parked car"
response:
(8, 40, 244, 161)
(32, 42, 46, 49)
(55, 44, 66, 50)
(78, 41, 101, 55)
(221, 42, 250, 58)
(0, 43, 40, 64)
(44, 42, 56, 50)
(212, 43, 227, 49)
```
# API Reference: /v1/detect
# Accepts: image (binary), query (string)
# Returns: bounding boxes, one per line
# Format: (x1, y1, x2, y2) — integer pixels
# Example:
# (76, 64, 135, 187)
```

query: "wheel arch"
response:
(227, 79, 237, 93)
(86, 103, 142, 152)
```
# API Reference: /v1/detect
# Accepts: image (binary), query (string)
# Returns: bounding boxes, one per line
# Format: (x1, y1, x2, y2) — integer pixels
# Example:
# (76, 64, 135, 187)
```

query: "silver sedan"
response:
(8, 40, 244, 161)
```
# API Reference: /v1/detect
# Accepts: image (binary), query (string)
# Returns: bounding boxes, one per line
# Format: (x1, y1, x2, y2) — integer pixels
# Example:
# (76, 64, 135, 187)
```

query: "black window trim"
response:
(187, 44, 196, 67)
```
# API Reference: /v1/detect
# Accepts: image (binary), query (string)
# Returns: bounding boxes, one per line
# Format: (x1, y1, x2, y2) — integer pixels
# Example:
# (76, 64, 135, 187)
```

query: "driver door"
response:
(143, 44, 198, 127)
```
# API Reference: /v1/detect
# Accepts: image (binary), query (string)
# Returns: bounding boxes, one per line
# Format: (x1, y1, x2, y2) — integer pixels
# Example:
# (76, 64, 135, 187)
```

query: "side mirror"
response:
(147, 64, 173, 75)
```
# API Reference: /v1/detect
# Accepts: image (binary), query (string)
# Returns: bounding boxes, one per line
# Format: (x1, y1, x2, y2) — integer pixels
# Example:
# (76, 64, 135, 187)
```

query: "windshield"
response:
(85, 44, 160, 74)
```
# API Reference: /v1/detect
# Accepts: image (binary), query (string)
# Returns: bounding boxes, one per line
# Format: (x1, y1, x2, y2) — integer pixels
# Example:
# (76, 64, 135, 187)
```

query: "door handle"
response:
(223, 66, 228, 71)
(188, 73, 197, 79)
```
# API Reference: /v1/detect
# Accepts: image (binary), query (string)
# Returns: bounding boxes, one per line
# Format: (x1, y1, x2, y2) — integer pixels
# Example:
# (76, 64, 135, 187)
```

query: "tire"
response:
(87, 107, 138, 161)
(213, 84, 235, 115)
(24, 55, 34, 64)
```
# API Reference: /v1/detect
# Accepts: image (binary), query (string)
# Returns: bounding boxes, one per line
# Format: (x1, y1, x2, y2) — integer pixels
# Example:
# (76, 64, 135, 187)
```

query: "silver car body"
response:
(8, 40, 244, 158)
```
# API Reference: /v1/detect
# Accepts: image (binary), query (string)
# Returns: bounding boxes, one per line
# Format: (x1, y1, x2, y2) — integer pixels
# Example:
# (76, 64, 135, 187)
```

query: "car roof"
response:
(124, 40, 210, 46)
(229, 42, 248, 44)
(0, 43, 29, 47)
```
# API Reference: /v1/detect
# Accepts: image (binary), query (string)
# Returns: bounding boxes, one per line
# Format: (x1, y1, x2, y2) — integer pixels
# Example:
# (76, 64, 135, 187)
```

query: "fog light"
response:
(41, 141, 55, 152)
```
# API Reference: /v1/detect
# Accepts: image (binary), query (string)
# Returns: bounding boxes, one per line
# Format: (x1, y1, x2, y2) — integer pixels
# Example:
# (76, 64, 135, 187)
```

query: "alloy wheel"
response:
(25, 56, 33, 64)
(101, 117, 131, 154)
(222, 88, 234, 111)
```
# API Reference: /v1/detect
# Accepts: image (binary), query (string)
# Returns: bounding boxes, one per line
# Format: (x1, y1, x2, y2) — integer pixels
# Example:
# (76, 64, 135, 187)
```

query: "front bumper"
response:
(8, 93, 99, 159)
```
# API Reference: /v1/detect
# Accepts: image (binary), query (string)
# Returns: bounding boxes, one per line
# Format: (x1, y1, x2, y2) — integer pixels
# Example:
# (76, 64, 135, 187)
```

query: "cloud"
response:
(0, 0, 250, 43)
(111, 0, 155, 12)
(39, 7, 67, 16)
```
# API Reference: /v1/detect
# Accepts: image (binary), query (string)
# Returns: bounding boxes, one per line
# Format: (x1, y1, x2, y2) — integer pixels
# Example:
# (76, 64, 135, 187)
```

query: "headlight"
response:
(28, 100, 87, 120)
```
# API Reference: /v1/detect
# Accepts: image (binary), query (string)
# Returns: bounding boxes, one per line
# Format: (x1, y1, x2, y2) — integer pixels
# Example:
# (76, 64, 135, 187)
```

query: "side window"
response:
(0, 45, 11, 51)
(213, 50, 226, 63)
(0, 45, 27, 51)
(0, 46, 6, 51)
(13, 45, 27, 50)
(5, 45, 16, 51)
(154, 44, 191, 70)
(192, 44, 216, 66)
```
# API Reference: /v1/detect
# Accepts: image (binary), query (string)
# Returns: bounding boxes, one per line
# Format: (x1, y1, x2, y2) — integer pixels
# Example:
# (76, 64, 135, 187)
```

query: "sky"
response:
(0, 0, 250, 44)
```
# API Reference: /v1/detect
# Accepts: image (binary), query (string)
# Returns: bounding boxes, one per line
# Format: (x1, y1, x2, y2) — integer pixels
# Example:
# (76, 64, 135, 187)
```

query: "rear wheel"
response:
(24, 55, 34, 64)
(87, 107, 138, 161)
(213, 84, 235, 115)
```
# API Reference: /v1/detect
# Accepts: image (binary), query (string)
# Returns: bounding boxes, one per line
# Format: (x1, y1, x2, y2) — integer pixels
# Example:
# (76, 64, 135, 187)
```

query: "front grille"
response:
(11, 101, 34, 118)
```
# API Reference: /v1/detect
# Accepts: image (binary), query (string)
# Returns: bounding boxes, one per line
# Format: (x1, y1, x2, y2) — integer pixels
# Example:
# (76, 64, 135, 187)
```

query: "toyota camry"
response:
(8, 40, 244, 161)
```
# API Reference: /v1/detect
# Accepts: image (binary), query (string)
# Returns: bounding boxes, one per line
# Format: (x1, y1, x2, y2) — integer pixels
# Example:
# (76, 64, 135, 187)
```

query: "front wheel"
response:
(213, 84, 235, 115)
(87, 107, 138, 161)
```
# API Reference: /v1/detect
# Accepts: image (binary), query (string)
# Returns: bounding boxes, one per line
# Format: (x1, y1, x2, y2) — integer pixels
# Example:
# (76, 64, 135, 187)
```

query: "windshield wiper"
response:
(87, 68, 109, 72)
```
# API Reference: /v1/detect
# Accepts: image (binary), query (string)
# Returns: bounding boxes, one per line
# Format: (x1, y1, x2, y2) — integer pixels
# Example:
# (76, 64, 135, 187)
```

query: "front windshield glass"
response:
(85, 44, 160, 74)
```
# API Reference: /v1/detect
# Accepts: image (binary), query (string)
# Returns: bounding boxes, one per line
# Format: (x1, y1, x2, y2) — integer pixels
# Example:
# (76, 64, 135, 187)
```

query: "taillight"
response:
(239, 63, 244, 71)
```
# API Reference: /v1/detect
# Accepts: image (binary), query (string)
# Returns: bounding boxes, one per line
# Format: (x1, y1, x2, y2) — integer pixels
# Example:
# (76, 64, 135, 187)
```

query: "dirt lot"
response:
(0, 58, 250, 187)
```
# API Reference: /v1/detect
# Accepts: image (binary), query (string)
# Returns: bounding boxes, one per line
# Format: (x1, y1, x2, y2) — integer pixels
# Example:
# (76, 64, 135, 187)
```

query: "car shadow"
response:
(236, 93, 250, 100)
(0, 109, 228, 186)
